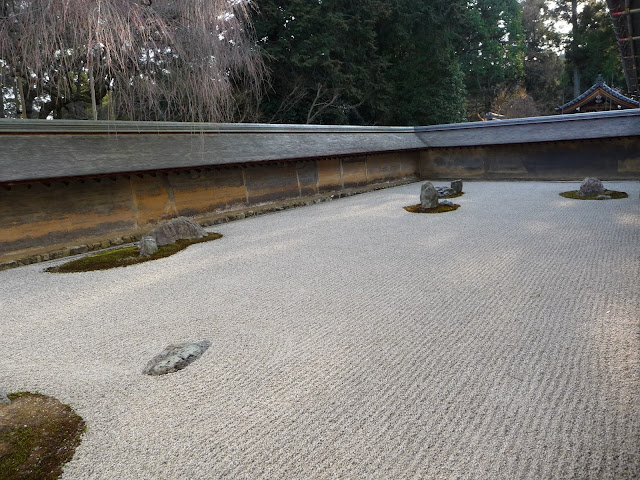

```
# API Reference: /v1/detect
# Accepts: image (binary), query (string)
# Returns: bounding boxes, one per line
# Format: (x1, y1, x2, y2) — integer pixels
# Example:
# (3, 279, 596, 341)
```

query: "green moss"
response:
(7, 392, 32, 401)
(560, 190, 628, 200)
(0, 392, 85, 480)
(404, 203, 461, 214)
(0, 426, 37, 476)
(46, 233, 222, 273)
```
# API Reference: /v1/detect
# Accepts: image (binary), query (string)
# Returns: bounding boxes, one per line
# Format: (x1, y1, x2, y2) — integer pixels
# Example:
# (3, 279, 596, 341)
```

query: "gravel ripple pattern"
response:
(1, 181, 639, 479)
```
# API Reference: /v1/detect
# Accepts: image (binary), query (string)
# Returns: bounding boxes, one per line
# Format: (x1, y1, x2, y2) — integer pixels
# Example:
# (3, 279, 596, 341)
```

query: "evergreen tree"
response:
(252, 0, 468, 126)
(573, 0, 625, 91)
(521, 0, 564, 114)
(377, 0, 468, 125)
(461, 0, 525, 119)
(253, 0, 389, 124)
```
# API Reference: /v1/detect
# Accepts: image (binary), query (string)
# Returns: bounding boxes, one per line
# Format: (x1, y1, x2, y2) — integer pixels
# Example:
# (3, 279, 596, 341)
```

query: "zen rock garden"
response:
(405, 180, 463, 214)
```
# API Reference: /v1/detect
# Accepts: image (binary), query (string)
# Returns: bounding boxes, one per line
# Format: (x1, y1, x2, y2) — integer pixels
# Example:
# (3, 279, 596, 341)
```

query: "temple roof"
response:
(556, 75, 639, 113)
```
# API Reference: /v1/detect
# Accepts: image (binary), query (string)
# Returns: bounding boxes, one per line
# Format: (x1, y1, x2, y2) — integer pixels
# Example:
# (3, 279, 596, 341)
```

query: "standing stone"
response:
(146, 216, 207, 247)
(420, 182, 439, 209)
(450, 179, 463, 194)
(138, 235, 158, 256)
(0, 388, 10, 405)
(143, 340, 211, 376)
(578, 178, 605, 196)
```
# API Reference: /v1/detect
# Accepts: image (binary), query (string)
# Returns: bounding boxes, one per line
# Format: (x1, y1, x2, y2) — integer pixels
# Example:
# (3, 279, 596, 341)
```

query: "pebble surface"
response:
(0, 181, 638, 479)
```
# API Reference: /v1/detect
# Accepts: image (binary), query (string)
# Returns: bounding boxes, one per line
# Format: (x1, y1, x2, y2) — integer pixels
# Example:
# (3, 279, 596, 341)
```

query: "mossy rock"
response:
(440, 191, 464, 199)
(559, 190, 628, 200)
(46, 233, 222, 273)
(404, 203, 460, 214)
(0, 392, 85, 480)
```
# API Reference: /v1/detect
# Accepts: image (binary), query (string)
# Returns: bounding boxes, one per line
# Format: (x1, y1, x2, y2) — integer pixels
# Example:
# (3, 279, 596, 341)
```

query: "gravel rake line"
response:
(0, 181, 638, 479)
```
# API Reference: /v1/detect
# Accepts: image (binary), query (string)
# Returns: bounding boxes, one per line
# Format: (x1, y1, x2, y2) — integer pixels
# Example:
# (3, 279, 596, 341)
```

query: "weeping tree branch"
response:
(0, 0, 265, 121)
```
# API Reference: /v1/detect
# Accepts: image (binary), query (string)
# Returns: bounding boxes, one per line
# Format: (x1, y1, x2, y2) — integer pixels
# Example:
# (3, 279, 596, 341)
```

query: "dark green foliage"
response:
(521, 0, 565, 114)
(252, 0, 470, 126)
(573, 0, 625, 91)
(46, 233, 222, 273)
(376, 1, 468, 125)
(557, 0, 626, 99)
(461, 0, 525, 119)
(251, 0, 623, 124)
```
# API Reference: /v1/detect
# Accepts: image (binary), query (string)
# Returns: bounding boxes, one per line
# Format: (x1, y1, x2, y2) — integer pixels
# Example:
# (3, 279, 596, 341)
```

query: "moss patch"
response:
(46, 233, 222, 273)
(0, 392, 85, 480)
(404, 203, 461, 214)
(560, 190, 628, 200)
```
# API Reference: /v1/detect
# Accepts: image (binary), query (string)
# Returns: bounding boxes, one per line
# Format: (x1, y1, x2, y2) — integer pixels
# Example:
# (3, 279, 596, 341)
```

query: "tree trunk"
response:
(16, 76, 27, 119)
(89, 68, 98, 120)
(0, 74, 5, 118)
(571, 0, 580, 98)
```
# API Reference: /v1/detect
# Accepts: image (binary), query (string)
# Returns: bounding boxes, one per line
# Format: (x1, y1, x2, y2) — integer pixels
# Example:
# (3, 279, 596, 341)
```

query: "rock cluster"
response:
(579, 177, 605, 196)
(421, 180, 464, 209)
(138, 216, 208, 256)
(435, 179, 463, 198)
(143, 340, 211, 376)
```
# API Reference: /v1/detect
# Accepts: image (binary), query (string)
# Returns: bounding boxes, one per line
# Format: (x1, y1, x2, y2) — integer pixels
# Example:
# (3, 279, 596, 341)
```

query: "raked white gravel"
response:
(1, 181, 639, 479)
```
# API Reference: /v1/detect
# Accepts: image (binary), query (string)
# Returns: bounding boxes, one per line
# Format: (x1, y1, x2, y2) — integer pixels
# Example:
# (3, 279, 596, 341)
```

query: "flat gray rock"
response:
(440, 200, 454, 207)
(420, 182, 438, 209)
(146, 217, 207, 247)
(579, 177, 605, 196)
(143, 340, 211, 376)
(0, 387, 10, 405)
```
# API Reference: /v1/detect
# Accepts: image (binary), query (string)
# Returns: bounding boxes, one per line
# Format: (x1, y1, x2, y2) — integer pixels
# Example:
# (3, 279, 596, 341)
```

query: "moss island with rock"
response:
(560, 177, 628, 200)
(405, 180, 463, 214)
(46, 234, 222, 273)
(47, 217, 222, 273)
(0, 392, 85, 480)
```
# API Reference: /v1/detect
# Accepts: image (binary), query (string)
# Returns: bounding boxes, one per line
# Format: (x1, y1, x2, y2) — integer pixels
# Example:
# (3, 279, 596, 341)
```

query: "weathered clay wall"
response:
(419, 137, 640, 180)
(0, 153, 420, 263)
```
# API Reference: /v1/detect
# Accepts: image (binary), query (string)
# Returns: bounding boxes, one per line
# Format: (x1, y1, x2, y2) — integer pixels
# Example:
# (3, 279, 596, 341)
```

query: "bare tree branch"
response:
(268, 84, 307, 123)
(306, 84, 340, 124)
